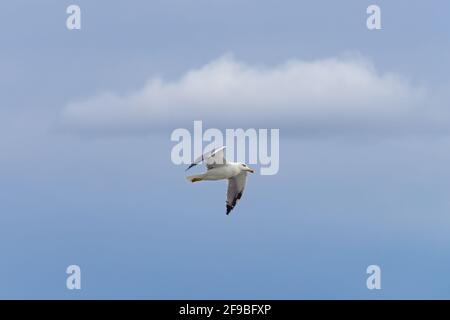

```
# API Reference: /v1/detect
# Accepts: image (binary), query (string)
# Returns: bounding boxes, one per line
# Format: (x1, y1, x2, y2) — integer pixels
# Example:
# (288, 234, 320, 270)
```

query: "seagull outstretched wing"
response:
(185, 146, 226, 171)
(226, 172, 247, 215)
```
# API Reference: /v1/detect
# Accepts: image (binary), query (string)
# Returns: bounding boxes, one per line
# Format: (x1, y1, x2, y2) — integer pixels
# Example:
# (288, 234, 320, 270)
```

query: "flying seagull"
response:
(186, 146, 254, 215)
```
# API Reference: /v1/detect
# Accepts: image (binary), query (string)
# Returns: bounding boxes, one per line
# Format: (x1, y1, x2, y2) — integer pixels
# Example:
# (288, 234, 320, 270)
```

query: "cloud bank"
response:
(61, 54, 450, 136)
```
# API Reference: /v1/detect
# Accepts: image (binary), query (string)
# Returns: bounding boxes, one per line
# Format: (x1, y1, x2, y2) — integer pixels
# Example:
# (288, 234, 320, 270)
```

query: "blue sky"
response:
(1, 0, 450, 299)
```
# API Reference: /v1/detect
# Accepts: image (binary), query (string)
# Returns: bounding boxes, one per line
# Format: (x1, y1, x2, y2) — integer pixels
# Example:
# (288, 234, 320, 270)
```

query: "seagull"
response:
(185, 146, 254, 215)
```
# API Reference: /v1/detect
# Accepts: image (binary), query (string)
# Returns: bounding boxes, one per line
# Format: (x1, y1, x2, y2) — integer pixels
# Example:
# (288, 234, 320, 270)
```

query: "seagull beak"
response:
(248, 168, 255, 173)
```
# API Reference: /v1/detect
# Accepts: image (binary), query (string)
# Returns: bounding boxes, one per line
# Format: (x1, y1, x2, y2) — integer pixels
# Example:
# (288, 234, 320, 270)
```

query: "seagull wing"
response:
(226, 172, 247, 215)
(185, 146, 226, 171)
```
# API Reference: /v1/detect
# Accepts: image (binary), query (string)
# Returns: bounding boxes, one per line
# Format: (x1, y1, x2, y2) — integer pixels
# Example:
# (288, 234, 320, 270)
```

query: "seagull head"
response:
(239, 163, 255, 173)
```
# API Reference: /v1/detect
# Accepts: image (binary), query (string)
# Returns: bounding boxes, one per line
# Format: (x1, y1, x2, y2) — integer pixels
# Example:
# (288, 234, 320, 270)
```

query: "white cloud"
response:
(60, 54, 449, 136)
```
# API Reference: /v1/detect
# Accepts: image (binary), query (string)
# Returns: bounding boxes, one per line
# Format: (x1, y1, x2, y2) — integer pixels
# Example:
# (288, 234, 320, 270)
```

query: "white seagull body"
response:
(186, 146, 254, 215)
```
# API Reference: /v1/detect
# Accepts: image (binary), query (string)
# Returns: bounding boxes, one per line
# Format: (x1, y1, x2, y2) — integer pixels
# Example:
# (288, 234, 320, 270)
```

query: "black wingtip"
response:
(226, 205, 233, 215)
